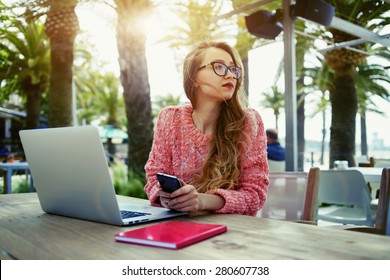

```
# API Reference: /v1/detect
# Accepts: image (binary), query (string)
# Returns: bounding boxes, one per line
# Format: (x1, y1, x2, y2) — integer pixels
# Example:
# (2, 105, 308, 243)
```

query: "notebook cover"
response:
(114, 221, 227, 249)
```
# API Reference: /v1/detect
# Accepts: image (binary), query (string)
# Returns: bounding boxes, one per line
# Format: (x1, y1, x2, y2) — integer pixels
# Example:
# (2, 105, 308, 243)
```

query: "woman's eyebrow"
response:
(211, 59, 235, 65)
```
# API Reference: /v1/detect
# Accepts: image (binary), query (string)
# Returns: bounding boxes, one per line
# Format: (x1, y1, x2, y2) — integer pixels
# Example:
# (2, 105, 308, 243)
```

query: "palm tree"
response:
(76, 70, 125, 157)
(303, 59, 334, 165)
(304, 58, 390, 165)
(75, 70, 125, 127)
(322, 0, 389, 168)
(0, 18, 50, 129)
(261, 85, 284, 131)
(44, 0, 79, 127)
(72, 31, 101, 125)
(115, 0, 154, 175)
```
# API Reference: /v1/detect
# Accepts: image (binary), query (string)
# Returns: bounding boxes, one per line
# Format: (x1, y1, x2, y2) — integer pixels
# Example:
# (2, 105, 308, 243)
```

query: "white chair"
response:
(346, 168, 390, 236)
(317, 169, 376, 226)
(267, 160, 285, 172)
(258, 167, 320, 223)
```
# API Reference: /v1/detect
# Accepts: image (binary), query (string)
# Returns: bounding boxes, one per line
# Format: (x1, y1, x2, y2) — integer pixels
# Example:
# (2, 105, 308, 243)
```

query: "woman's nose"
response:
(225, 68, 234, 78)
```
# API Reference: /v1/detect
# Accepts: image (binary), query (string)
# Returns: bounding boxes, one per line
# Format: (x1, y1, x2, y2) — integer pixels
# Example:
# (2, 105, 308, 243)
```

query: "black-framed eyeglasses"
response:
(198, 62, 242, 79)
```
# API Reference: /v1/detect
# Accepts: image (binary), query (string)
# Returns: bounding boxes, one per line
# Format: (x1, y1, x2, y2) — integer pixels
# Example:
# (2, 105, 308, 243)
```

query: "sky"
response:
(75, 2, 390, 149)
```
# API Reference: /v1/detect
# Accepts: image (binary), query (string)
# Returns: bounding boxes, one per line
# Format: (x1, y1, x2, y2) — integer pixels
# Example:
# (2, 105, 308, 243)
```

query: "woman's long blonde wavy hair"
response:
(183, 41, 248, 193)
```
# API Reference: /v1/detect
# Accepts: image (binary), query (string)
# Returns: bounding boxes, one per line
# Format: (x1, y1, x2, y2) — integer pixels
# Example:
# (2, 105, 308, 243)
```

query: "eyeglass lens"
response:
(212, 62, 241, 79)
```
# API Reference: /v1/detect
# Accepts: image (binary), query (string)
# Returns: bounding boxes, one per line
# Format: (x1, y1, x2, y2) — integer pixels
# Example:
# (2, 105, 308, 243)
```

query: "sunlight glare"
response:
(76, 4, 118, 73)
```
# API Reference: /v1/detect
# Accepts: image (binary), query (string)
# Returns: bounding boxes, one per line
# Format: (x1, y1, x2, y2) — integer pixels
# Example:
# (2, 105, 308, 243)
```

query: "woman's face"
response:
(194, 47, 239, 105)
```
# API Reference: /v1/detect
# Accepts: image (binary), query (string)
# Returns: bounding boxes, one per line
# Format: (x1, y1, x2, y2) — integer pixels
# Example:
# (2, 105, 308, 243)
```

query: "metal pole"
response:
(283, 0, 298, 171)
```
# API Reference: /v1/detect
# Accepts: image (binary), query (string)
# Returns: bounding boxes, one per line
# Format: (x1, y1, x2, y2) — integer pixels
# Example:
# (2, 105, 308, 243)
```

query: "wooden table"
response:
(0, 162, 34, 194)
(1, 193, 390, 260)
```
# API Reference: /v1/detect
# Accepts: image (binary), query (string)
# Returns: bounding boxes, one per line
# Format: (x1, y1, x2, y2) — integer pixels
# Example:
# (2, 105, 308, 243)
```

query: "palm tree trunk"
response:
(320, 106, 326, 165)
(329, 66, 357, 168)
(360, 110, 368, 156)
(45, 0, 79, 127)
(48, 44, 75, 127)
(296, 28, 311, 171)
(25, 86, 42, 129)
(297, 92, 305, 171)
(116, 0, 154, 174)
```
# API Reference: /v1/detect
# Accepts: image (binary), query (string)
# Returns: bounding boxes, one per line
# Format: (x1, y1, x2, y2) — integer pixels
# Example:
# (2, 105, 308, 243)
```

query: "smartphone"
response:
(156, 173, 182, 193)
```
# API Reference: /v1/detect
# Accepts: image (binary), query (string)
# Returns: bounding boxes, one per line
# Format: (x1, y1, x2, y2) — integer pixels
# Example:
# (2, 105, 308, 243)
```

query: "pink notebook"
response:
(115, 221, 227, 249)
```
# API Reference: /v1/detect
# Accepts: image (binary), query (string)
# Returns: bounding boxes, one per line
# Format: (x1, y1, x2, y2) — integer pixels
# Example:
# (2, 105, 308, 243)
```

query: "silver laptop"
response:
(19, 126, 187, 226)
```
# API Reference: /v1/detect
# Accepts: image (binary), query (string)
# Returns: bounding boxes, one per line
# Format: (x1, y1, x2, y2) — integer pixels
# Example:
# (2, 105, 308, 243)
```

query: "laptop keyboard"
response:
(120, 210, 152, 219)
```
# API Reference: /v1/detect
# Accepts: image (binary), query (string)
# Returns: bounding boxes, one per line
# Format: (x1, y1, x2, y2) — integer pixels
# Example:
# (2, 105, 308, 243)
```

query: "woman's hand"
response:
(158, 184, 200, 212)
(158, 189, 175, 210)
(158, 184, 225, 213)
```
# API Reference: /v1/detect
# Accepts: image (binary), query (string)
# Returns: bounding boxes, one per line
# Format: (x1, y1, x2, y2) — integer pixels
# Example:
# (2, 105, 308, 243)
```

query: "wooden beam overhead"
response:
(330, 17, 390, 48)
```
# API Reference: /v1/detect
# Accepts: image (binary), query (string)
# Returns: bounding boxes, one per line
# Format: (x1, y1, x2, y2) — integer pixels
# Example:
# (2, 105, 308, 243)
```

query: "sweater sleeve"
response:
(206, 109, 269, 216)
(144, 107, 176, 206)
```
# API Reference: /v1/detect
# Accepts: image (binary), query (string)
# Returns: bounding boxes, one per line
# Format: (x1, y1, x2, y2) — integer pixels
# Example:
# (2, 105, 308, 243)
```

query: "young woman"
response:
(144, 41, 269, 216)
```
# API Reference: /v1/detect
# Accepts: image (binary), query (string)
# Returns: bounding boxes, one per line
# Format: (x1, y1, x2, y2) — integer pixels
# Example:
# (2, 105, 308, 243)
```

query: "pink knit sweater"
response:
(144, 104, 269, 216)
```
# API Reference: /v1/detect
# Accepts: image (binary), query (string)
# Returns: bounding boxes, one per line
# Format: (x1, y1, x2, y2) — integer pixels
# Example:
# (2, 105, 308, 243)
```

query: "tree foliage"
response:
(0, 5, 50, 128)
